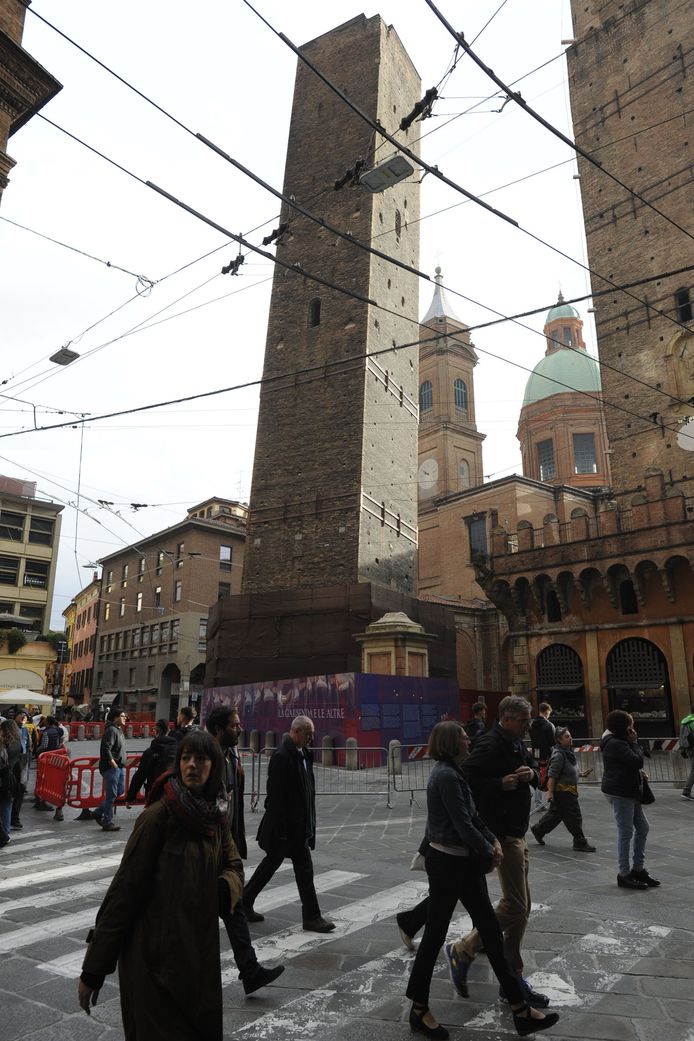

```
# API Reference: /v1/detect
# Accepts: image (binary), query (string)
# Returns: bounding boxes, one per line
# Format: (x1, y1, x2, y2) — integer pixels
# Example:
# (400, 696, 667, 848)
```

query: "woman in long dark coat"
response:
(78, 731, 244, 1040)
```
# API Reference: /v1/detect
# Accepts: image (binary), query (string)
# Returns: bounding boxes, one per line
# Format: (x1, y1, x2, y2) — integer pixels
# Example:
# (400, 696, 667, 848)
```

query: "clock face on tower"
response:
(418, 457, 439, 492)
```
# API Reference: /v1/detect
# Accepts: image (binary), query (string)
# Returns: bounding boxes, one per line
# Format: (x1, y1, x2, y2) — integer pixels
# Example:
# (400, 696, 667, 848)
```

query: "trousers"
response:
(222, 901, 259, 982)
(97, 767, 125, 826)
(243, 839, 321, 921)
(606, 795, 649, 875)
(533, 791, 588, 845)
(406, 848, 524, 1008)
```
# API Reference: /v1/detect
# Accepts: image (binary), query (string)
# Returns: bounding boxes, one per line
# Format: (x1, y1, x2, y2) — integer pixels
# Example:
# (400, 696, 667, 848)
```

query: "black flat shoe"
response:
(513, 1003, 560, 1036)
(409, 1006, 449, 1040)
(630, 868, 660, 887)
(617, 873, 648, 890)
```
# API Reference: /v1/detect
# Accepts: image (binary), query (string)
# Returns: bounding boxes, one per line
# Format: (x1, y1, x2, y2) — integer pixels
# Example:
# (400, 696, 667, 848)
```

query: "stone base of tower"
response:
(204, 583, 457, 687)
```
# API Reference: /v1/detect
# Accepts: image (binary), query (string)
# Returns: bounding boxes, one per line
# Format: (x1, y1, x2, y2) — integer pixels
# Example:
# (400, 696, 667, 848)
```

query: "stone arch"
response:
(606, 637, 673, 736)
(577, 566, 604, 610)
(535, 643, 587, 737)
(606, 563, 638, 614)
(161, 662, 181, 721)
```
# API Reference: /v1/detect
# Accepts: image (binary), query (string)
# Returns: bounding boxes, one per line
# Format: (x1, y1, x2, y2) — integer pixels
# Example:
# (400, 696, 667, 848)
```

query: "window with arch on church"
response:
(459, 460, 470, 489)
(537, 439, 556, 481)
(563, 326, 572, 345)
(454, 378, 468, 414)
(419, 380, 433, 412)
(308, 298, 321, 327)
(573, 433, 597, 474)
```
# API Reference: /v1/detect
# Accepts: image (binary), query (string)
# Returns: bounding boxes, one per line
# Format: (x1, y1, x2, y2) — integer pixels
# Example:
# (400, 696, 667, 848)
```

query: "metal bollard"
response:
(249, 729, 260, 754)
(322, 734, 335, 767)
(265, 731, 276, 755)
(77, 724, 85, 742)
(345, 737, 358, 771)
(388, 739, 402, 776)
(126, 724, 133, 739)
(142, 725, 150, 739)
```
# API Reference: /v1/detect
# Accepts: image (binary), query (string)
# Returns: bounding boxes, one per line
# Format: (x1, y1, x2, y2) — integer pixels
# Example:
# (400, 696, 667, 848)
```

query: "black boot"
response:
(630, 868, 660, 887)
(617, 873, 647, 889)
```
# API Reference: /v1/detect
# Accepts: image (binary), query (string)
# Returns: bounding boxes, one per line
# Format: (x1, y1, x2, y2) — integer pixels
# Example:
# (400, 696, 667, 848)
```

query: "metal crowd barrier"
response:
(573, 738, 689, 785)
(250, 745, 391, 809)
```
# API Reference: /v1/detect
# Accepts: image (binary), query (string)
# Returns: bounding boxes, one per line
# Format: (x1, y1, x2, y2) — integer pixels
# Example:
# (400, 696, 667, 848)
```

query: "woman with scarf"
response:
(78, 730, 244, 1040)
(405, 721, 559, 1040)
(529, 727, 595, 852)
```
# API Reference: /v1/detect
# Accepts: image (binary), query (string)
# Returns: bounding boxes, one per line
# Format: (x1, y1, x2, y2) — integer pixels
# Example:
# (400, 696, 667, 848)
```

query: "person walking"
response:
(443, 695, 550, 1008)
(126, 720, 177, 804)
(94, 709, 128, 832)
(529, 728, 595, 852)
(0, 719, 22, 847)
(464, 702, 487, 745)
(78, 731, 244, 1040)
(405, 721, 559, 1040)
(206, 706, 285, 994)
(679, 705, 694, 801)
(172, 705, 196, 743)
(529, 703, 555, 814)
(243, 715, 334, 933)
(600, 710, 660, 890)
(11, 709, 31, 829)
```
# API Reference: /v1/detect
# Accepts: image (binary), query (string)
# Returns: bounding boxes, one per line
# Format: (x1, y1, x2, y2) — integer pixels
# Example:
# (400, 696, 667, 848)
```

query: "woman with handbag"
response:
(530, 727, 595, 852)
(78, 731, 244, 1040)
(405, 721, 560, 1040)
(600, 710, 660, 890)
(0, 719, 22, 847)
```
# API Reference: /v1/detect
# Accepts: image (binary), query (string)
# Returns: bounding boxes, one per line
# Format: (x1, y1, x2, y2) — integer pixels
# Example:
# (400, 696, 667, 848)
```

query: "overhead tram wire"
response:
(423, 0, 694, 245)
(26, 114, 694, 420)
(239, 0, 694, 349)
(28, 3, 687, 413)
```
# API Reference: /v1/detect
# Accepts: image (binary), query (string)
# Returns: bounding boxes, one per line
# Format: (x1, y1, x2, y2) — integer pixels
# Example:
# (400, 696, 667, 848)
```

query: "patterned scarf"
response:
(151, 774, 228, 837)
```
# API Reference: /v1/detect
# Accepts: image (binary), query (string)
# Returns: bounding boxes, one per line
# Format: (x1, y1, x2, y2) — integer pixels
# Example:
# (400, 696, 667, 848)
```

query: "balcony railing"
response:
(24, 575, 48, 588)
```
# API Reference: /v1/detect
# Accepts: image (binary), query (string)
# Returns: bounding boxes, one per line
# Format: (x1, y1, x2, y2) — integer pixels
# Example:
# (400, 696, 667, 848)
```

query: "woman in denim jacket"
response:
(405, 721, 559, 1040)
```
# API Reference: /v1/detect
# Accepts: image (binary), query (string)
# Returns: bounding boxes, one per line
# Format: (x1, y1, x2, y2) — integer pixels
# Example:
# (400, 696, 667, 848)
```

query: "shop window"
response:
(454, 378, 468, 414)
(675, 287, 692, 323)
(419, 380, 433, 412)
(308, 298, 321, 327)
(537, 439, 556, 481)
(606, 638, 672, 735)
(619, 579, 638, 615)
(535, 644, 586, 735)
(573, 433, 597, 474)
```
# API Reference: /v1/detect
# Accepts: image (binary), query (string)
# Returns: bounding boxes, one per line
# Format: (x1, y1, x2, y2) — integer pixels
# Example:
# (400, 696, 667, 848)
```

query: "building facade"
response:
(94, 498, 246, 718)
(0, 474, 63, 635)
(0, 0, 61, 203)
(63, 573, 100, 709)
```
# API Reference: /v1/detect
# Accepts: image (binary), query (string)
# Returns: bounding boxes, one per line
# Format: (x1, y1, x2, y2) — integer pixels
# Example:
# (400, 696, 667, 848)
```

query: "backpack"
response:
(678, 719, 694, 757)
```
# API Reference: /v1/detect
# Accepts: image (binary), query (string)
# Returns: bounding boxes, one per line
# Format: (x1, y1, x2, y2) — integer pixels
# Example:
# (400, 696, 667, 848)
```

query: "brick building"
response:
(0, 0, 61, 203)
(62, 573, 100, 709)
(473, 0, 694, 736)
(94, 498, 246, 718)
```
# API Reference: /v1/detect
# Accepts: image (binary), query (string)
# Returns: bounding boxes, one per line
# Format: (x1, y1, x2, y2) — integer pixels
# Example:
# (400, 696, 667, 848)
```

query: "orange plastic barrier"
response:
(66, 755, 145, 809)
(34, 749, 70, 808)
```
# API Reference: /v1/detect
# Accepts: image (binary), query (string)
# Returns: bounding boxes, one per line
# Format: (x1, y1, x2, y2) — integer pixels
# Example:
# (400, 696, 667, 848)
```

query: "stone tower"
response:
(567, 0, 694, 501)
(417, 268, 485, 501)
(517, 293, 610, 488)
(242, 14, 421, 596)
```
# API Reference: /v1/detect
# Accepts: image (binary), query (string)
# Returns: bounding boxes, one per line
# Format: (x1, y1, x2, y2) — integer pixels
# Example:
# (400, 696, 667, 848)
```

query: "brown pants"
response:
(455, 835, 530, 975)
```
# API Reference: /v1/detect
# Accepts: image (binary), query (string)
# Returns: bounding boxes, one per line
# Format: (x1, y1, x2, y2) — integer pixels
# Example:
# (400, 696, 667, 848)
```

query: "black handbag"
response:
(640, 773, 655, 805)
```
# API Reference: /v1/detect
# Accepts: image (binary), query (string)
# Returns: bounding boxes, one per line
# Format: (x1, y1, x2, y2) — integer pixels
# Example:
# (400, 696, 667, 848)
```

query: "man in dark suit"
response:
(207, 707, 284, 994)
(243, 715, 334, 933)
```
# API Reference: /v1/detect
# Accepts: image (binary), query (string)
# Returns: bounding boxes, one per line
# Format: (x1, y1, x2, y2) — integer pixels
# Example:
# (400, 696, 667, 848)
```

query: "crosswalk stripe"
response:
(36, 869, 368, 979)
(1, 837, 66, 854)
(0, 842, 124, 878)
(220, 878, 429, 984)
(2, 829, 52, 841)
(252, 869, 365, 916)
(0, 878, 111, 916)
(1, 854, 123, 890)
(0, 907, 98, 954)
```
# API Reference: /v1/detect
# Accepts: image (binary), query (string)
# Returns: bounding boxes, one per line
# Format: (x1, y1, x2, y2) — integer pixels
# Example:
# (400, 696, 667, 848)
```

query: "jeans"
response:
(0, 796, 12, 834)
(405, 848, 524, 1008)
(222, 901, 259, 983)
(533, 791, 588, 846)
(457, 836, 530, 975)
(243, 839, 321, 921)
(606, 795, 649, 875)
(683, 756, 694, 797)
(98, 767, 125, 826)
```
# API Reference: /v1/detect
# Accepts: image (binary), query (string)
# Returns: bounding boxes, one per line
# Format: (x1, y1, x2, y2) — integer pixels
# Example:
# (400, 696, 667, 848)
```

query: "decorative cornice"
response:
(0, 29, 62, 136)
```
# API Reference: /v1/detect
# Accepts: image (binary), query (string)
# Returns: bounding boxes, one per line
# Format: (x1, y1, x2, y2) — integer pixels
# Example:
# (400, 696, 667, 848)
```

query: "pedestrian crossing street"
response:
(0, 820, 675, 1040)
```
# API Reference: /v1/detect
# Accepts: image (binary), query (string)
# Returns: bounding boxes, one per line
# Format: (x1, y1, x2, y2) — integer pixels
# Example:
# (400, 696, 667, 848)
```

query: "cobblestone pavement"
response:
(0, 767, 692, 1041)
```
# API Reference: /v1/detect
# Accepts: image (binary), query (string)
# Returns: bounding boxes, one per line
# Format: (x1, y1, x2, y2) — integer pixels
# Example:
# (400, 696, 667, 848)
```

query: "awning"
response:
(99, 692, 120, 707)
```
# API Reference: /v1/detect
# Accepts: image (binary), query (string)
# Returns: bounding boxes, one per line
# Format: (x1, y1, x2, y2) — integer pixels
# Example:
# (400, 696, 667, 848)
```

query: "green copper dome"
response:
(546, 291, 579, 323)
(522, 347, 601, 406)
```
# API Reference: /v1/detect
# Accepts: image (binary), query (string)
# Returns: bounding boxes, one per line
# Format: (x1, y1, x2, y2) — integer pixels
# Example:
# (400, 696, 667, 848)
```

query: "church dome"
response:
(522, 347, 601, 406)
(546, 291, 579, 323)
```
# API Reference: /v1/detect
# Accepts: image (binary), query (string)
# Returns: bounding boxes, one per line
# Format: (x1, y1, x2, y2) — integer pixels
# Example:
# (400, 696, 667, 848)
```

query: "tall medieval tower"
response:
(567, 0, 694, 501)
(242, 14, 421, 595)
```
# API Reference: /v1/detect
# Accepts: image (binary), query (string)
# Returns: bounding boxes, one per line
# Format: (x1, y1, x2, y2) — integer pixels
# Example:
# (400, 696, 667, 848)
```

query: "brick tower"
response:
(566, 0, 694, 501)
(242, 14, 420, 596)
(207, 16, 458, 684)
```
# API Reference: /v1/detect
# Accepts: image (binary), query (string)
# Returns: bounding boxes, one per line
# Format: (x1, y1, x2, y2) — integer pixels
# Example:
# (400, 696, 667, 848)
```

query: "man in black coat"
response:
(445, 695, 550, 1008)
(243, 715, 335, 933)
(207, 707, 285, 994)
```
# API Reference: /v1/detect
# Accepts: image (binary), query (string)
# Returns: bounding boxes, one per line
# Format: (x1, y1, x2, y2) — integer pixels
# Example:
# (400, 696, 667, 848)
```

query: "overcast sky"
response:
(0, 0, 588, 628)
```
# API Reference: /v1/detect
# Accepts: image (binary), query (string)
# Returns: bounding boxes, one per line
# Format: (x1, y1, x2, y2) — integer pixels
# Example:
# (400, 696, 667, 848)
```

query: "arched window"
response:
(459, 460, 470, 489)
(308, 298, 321, 327)
(619, 579, 638, 615)
(546, 590, 562, 622)
(454, 378, 468, 413)
(419, 380, 433, 412)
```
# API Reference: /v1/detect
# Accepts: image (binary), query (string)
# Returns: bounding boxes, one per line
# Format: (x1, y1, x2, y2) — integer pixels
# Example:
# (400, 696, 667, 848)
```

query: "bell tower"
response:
(417, 268, 485, 501)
